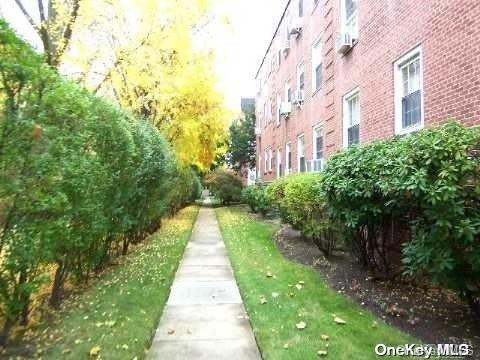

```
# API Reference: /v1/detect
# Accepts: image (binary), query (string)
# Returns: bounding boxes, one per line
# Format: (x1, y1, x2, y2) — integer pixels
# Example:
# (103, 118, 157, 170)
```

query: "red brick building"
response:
(255, 0, 480, 181)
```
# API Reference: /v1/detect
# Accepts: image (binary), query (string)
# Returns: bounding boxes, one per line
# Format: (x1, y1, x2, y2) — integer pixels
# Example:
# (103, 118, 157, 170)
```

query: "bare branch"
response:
(37, 0, 46, 22)
(13, 0, 39, 32)
(55, 0, 81, 65)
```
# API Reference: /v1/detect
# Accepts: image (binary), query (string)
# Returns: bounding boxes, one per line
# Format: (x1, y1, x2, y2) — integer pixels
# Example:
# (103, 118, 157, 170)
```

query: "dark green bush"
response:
(242, 184, 270, 215)
(204, 169, 243, 204)
(323, 122, 480, 314)
(0, 21, 199, 341)
(268, 174, 341, 255)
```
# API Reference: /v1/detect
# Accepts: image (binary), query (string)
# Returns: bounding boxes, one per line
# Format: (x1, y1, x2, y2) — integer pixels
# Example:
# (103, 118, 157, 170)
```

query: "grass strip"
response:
(216, 206, 416, 360)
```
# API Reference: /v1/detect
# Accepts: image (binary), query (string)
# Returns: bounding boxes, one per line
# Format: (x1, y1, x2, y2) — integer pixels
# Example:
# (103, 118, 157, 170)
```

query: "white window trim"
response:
(297, 134, 305, 173)
(312, 124, 323, 160)
(268, 148, 273, 172)
(394, 45, 424, 136)
(276, 148, 282, 178)
(276, 94, 282, 125)
(340, 0, 358, 38)
(285, 142, 291, 175)
(296, 61, 305, 93)
(311, 35, 323, 93)
(342, 87, 360, 148)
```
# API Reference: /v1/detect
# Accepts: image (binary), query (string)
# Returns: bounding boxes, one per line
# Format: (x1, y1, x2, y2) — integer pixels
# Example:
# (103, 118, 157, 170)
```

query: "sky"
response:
(0, 0, 285, 111)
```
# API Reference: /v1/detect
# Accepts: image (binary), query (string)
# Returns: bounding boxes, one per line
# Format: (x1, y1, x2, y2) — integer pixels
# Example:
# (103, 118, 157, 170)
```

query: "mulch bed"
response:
(274, 224, 480, 353)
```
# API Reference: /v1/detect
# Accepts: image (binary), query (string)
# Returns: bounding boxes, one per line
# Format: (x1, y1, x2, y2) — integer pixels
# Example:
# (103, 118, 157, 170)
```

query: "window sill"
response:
(395, 123, 424, 136)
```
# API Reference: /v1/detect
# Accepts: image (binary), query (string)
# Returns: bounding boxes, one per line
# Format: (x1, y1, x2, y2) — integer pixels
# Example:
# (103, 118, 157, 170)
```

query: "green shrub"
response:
(266, 176, 290, 222)
(242, 184, 270, 215)
(204, 169, 243, 204)
(267, 174, 341, 255)
(323, 122, 480, 314)
(0, 21, 199, 341)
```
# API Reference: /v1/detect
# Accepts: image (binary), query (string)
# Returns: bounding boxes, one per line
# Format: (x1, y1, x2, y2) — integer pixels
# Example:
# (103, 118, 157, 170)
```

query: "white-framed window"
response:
(269, 148, 273, 172)
(264, 149, 268, 174)
(343, 87, 360, 147)
(276, 148, 282, 178)
(297, 62, 305, 93)
(285, 142, 292, 175)
(394, 45, 424, 135)
(297, 135, 306, 173)
(263, 101, 268, 127)
(284, 81, 292, 102)
(312, 36, 323, 93)
(341, 0, 358, 38)
(312, 125, 324, 171)
(276, 94, 282, 125)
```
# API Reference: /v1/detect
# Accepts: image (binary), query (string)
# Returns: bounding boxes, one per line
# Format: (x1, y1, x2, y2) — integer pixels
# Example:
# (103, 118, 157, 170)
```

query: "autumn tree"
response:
(13, 0, 81, 67)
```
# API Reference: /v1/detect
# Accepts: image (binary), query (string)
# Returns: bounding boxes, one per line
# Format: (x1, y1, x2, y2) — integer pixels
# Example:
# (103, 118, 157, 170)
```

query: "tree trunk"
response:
(49, 260, 67, 309)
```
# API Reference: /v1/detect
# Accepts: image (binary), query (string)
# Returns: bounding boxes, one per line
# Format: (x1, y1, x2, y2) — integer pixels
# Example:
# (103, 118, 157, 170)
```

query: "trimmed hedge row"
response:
(0, 21, 200, 341)
(249, 174, 342, 256)
(246, 122, 480, 316)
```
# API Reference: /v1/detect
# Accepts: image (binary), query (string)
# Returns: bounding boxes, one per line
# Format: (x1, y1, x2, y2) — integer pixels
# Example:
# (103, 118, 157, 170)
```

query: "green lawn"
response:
(216, 206, 416, 360)
(29, 206, 198, 360)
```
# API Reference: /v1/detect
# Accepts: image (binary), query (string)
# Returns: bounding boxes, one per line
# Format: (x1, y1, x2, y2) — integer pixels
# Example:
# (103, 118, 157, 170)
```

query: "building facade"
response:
(255, 0, 480, 181)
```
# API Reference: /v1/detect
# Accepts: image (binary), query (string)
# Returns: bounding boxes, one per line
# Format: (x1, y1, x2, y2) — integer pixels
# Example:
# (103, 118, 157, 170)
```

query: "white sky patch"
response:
(0, 0, 285, 111)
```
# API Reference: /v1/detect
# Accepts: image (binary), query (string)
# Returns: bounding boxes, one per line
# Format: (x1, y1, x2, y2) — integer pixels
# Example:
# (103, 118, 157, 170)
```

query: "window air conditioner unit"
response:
(280, 101, 292, 116)
(336, 32, 353, 54)
(293, 90, 304, 106)
(289, 18, 303, 38)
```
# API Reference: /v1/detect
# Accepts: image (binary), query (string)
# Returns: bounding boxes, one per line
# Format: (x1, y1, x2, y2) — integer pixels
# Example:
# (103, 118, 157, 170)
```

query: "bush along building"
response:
(255, 0, 480, 181)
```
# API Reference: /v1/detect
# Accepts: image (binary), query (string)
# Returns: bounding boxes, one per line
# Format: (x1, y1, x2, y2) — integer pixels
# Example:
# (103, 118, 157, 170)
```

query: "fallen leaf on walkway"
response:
(296, 321, 307, 330)
(334, 317, 347, 325)
(89, 345, 101, 357)
(167, 330, 175, 335)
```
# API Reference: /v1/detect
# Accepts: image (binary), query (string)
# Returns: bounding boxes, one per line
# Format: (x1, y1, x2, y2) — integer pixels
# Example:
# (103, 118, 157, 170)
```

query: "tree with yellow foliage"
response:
(13, 0, 228, 171)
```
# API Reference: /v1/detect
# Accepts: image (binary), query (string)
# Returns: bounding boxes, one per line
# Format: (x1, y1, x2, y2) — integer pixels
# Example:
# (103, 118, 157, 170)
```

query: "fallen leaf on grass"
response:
(89, 345, 101, 357)
(283, 343, 289, 349)
(272, 292, 279, 298)
(260, 297, 268, 305)
(296, 321, 307, 330)
(320, 334, 329, 341)
(295, 284, 303, 290)
(317, 350, 328, 357)
(266, 272, 273, 278)
(333, 317, 346, 325)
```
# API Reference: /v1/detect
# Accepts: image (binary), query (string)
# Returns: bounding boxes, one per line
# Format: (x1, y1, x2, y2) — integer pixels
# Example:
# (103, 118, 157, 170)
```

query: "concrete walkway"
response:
(148, 207, 261, 360)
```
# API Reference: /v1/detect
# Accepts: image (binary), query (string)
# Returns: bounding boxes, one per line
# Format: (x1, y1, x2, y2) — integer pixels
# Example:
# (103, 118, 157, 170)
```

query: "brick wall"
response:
(255, 0, 480, 182)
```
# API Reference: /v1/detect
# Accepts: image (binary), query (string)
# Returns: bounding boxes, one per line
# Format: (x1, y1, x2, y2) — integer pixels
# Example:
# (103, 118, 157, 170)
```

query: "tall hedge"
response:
(322, 122, 480, 315)
(0, 21, 198, 342)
